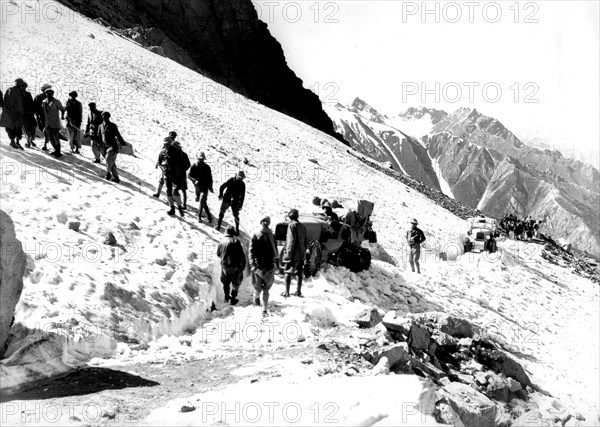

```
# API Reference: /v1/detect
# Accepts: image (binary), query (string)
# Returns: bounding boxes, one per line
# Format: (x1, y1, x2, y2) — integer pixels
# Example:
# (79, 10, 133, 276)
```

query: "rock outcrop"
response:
(0, 210, 26, 358)
(57, 0, 345, 144)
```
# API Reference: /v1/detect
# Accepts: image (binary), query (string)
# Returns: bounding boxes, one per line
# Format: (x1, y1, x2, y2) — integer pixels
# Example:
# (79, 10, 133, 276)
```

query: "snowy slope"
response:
(0, 4, 599, 425)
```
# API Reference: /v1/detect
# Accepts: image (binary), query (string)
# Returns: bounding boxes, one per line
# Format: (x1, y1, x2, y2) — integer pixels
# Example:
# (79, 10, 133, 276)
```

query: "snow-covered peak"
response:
(349, 97, 388, 123)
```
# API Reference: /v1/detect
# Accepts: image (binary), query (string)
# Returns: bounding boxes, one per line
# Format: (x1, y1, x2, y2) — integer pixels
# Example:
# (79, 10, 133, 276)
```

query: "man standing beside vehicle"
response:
(406, 218, 426, 274)
(282, 209, 308, 298)
(249, 216, 278, 316)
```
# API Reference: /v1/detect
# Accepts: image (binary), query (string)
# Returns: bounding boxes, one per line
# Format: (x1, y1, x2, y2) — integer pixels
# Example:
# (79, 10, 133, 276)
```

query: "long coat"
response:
(0, 86, 24, 130)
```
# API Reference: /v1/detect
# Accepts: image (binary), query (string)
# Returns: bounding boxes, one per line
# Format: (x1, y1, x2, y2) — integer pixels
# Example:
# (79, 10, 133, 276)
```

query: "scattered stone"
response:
(440, 382, 497, 427)
(409, 358, 446, 380)
(354, 308, 383, 328)
(155, 258, 168, 266)
(486, 373, 510, 402)
(364, 342, 410, 370)
(250, 378, 258, 384)
(472, 342, 532, 388)
(507, 377, 522, 393)
(103, 232, 117, 246)
(434, 402, 458, 425)
(180, 405, 196, 413)
(129, 222, 140, 230)
(382, 312, 411, 336)
(408, 324, 431, 350)
(474, 371, 489, 385)
(56, 212, 68, 224)
(67, 221, 81, 232)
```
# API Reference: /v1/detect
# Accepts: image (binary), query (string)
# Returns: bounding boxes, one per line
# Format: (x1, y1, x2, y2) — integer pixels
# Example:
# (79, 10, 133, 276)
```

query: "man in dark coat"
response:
(188, 151, 214, 223)
(216, 171, 246, 234)
(217, 226, 247, 305)
(161, 137, 188, 217)
(65, 91, 83, 154)
(180, 145, 191, 210)
(0, 78, 26, 150)
(153, 131, 178, 198)
(84, 102, 105, 163)
(406, 218, 426, 274)
(98, 112, 126, 183)
(20, 82, 37, 148)
(34, 84, 51, 150)
(42, 88, 65, 157)
(249, 216, 278, 315)
(282, 209, 308, 298)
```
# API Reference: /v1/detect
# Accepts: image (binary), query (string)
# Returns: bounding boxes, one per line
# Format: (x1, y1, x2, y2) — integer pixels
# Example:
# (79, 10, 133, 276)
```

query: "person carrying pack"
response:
(217, 226, 247, 305)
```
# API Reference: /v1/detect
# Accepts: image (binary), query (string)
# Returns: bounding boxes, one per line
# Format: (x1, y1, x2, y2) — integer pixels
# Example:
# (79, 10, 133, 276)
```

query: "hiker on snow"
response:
(42, 88, 66, 157)
(217, 226, 246, 306)
(153, 131, 178, 198)
(188, 151, 214, 223)
(406, 218, 425, 274)
(216, 170, 246, 234)
(0, 78, 26, 150)
(65, 91, 83, 154)
(33, 84, 51, 150)
(85, 102, 105, 163)
(249, 216, 279, 315)
(179, 141, 191, 211)
(281, 208, 307, 298)
(20, 82, 37, 148)
(98, 112, 126, 183)
(162, 136, 189, 217)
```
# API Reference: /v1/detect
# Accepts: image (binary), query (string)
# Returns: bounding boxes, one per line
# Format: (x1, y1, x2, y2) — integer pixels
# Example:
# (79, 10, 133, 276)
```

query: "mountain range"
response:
(325, 99, 600, 257)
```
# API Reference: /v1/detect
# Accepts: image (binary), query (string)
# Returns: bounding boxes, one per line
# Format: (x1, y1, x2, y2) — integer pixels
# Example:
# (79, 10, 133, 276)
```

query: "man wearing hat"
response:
(98, 112, 126, 182)
(34, 84, 52, 150)
(249, 216, 279, 315)
(42, 87, 66, 157)
(406, 218, 426, 274)
(188, 151, 214, 223)
(216, 226, 247, 305)
(173, 139, 191, 210)
(216, 170, 246, 234)
(0, 78, 26, 150)
(65, 91, 83, 154)
(282, 208, 308, 298)
(84, 102, 105, 162)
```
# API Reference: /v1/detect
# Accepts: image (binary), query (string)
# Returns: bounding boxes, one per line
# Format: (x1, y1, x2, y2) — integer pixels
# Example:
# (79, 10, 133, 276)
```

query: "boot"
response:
(281, 275, 291, 298)
(42, 144, 48, 151)
(230, 289, 239, 305)
(224, 284, 230, 302)
(105, 173, 112, 180)
(178, 206, 185, 217)
(15, 141, 24, 150)
(167, 206, 176, 216)
(293, 274, 303, 297)
(254, 297, 261, 307)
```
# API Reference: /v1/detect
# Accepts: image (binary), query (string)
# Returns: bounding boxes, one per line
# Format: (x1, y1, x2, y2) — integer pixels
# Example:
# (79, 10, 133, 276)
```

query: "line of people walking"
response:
(0, 78, 128, 183)
(500, 214, 540, 241)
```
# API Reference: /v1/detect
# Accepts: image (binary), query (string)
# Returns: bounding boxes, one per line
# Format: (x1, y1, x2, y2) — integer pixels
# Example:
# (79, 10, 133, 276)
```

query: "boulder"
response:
(370, 356, 390, 376)
(364, 342, 410, 371)
(419, 312, 478, 338)
(485, 373, 510, 402)
(440, 382, 497, 427)
(472, 343, 532, 388)
(353, 308, 383, 329)
(382, 312, 411, 336)
(408, 324, 431, 350)
(0, 211, 26, 358)
(507, 377, 522, 393)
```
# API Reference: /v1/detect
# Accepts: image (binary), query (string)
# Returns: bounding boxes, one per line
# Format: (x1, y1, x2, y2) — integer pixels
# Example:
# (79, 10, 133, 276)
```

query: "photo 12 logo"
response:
(1, 1, 77, 24)
(402, 82, 540, 104)
(252, 1, 340, 24)
(401, 1, 540, 24)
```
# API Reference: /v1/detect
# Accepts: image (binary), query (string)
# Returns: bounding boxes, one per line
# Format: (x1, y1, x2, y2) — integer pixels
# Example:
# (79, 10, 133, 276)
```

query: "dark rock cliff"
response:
(58, 0, 346, 144)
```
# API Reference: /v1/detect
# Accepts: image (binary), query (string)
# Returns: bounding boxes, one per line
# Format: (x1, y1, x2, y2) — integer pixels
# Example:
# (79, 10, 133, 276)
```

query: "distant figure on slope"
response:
(483, 234, 497, 254)
(33, 84, 51, 151)
(85, 102, 105, 163)
(42, 88, 66, 157)
(0, 78, 26, 150)
(249, 216, 278, 316)
(217, 226, 246, 306)
(406, 218, 426, 274)
(216, 170, 246, 234)
(153, 131, 178, 198)
(188, 151, 214, 223)
(65, 91, 83, 154)
(161, 136, 188, 217)
(515, 220, 524, 241)
(98, 112, 126, 183)
(281, 209, 307, 298)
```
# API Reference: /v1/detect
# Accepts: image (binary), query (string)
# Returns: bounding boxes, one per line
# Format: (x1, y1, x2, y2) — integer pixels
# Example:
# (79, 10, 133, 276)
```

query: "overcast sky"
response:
(258, 1, 599, 152)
